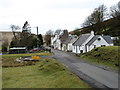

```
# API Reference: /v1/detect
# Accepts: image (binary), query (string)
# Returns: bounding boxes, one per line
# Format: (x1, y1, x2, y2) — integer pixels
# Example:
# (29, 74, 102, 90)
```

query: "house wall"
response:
(51, 35, 58, 46)
(62, 44, 67, 51)
(68, 43, 72, 51)
(72, 45, 87, 54)
(72, 45, 76, 53)
(87, 36, 113, 52)
(57, 39, 62, 50)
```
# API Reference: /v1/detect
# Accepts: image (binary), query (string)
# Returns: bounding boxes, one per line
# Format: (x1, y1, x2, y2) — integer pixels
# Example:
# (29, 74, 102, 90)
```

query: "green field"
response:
(2, 53, 90, 88)
(2, 52, 52, 67)
(80, 46, 119, 70)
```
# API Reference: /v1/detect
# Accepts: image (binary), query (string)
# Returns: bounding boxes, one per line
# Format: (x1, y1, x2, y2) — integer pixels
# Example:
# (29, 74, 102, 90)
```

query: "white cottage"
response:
(67, 36, 78, 52)
(51, 30, 68, 50)
(72, 31, 113, 53)
(62, 36, 72, 51)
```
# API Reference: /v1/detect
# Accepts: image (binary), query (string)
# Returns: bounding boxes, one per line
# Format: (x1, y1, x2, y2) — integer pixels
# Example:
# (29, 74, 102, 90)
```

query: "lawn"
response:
(2, 52, 52, 67)
(80, 46, 119, 70)
(2, 58, 90, 88)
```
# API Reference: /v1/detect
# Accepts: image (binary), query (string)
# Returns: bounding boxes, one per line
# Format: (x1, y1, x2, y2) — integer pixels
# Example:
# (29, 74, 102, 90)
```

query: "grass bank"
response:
(80, 46, 119, 70)
(2, 52, 52, 67)
(3, 58, 90, 88)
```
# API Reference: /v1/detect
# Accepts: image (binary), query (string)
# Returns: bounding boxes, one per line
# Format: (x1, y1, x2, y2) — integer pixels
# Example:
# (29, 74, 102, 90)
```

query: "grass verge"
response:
(80, 46, 119, 70)
(3, 58, 90, 88)
(2, 52, 52, 67)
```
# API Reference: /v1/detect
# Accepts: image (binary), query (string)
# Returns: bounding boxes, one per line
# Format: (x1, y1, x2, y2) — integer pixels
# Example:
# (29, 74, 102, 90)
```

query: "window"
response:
(97, 38, 101, 41)
(101, 45, 105, 47)
(94, 45, 96, 48)
(80, 50, 83, 53)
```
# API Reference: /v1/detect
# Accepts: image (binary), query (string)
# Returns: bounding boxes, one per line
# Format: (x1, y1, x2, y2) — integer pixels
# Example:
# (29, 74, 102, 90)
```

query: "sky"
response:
(0, 0, 119, 35)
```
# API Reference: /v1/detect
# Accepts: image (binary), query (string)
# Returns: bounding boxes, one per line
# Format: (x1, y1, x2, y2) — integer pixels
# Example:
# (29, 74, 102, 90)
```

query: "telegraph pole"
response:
(36, 26, 38, 36)
(36, 26, 39, 48)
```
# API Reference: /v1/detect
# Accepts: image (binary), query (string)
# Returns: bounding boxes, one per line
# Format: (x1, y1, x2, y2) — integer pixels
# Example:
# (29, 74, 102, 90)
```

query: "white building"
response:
(67, 36, 78, 52)
(72, 31, 113, 53)
(51, 30, 68, 50)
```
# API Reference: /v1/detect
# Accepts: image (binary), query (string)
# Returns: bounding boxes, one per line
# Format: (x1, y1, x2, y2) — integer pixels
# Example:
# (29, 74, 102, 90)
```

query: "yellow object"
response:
(32, 56, 41, 60)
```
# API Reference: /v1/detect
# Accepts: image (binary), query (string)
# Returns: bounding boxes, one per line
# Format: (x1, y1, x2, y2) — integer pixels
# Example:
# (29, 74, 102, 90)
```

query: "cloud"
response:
(0, 0, 119, 34)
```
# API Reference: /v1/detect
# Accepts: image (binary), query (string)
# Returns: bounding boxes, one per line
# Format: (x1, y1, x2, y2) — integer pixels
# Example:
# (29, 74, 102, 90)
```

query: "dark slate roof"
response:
(86, 35, 113, 46)
(102, 36, 113, 44)
(86, 35, 100, 46)
(60, 30, 69, 43)
(69, 36, 78, 43)
(73, 34, 91, 46)
(63, 36, 72, 44)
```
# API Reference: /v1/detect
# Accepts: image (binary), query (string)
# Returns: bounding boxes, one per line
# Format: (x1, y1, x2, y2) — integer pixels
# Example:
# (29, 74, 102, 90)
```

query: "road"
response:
(50, 49, 119, 89)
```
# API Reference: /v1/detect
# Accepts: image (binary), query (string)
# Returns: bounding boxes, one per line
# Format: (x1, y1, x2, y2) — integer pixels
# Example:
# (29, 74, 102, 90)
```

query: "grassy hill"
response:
(70, 17, 120, 37)
(80, 46, 119, 70)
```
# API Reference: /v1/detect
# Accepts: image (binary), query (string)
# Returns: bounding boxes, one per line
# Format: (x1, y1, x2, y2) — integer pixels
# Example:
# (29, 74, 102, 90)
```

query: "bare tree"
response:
(54, 29, 61, 35)
(110, 1, 120, 18)
(10, 25, 20, 39)
(81, 4, 107, 34)
(44, 30, 54, 46)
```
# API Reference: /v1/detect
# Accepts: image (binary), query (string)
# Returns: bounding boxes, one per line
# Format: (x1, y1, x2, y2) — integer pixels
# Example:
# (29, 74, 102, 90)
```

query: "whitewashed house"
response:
(62, 36, 72, 51)
(72, 31, 113, 53)
(51, 30, 68, 50)
(67, 36, 78, 52)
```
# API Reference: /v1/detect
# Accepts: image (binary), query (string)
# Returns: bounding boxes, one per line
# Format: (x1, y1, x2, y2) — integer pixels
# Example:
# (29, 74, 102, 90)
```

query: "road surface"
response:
(50, 49, 119, 89)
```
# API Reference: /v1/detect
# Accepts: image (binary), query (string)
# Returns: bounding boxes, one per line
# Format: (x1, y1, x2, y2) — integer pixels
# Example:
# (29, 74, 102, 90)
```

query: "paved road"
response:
(50, 49, 119, 89)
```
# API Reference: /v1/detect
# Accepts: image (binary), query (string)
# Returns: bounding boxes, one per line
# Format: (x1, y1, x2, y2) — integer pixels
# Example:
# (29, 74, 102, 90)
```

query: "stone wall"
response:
(0, 31, 21, 50)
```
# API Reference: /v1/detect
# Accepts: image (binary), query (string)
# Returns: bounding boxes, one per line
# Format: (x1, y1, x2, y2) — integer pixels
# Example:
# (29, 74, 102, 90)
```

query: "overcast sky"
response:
(0, 0, 119, 35)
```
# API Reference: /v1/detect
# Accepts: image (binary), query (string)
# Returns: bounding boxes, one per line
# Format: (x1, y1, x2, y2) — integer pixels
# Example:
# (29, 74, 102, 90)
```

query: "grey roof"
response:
(73, 34, 91, 46)
(69, 37, 78, 44)
(102, 36, 113, 44)
(86, 35, 100, 46)
(86, 35, 113, 46)
(63, 36, 72, 44)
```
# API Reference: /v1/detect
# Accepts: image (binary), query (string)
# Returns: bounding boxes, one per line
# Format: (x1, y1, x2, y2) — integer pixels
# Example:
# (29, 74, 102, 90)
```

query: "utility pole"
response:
(36, 26, 39, 48)
(36, 26, 38, 36)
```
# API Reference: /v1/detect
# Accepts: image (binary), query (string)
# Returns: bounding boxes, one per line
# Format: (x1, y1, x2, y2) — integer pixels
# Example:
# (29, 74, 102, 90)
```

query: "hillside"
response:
(80, 46, 119, 70)
(70, 17, 120, 37)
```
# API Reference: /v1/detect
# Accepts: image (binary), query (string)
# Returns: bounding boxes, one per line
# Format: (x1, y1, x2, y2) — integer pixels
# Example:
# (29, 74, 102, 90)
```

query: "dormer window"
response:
(97, 38, 101, 41)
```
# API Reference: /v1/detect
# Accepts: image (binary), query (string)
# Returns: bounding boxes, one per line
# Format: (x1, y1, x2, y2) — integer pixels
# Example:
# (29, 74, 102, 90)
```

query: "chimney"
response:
(91, 30, 94, 35)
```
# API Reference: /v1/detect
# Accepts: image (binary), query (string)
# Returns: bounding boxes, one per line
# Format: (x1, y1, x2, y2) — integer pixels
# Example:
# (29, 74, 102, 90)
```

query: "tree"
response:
(38, 34, 43, 46)
(22, 21, 31, 33)
(81, 4, 107, 34)
(10, 25, 20, 39)
(2, 38, 9, 52)
(10, 21, 35, 50)
(54, 29, 61, 35)
(110, 1, 120, 18)
(44, 30, 53, 46)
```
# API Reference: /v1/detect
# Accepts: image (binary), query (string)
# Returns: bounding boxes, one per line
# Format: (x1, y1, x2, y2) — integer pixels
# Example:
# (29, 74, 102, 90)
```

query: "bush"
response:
(2, 47, 7, 52)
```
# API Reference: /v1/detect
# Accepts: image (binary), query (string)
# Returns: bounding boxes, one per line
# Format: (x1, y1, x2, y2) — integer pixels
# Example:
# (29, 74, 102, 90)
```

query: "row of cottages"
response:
(51, 30, 114, 54)
(72, 31, 114, 53)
